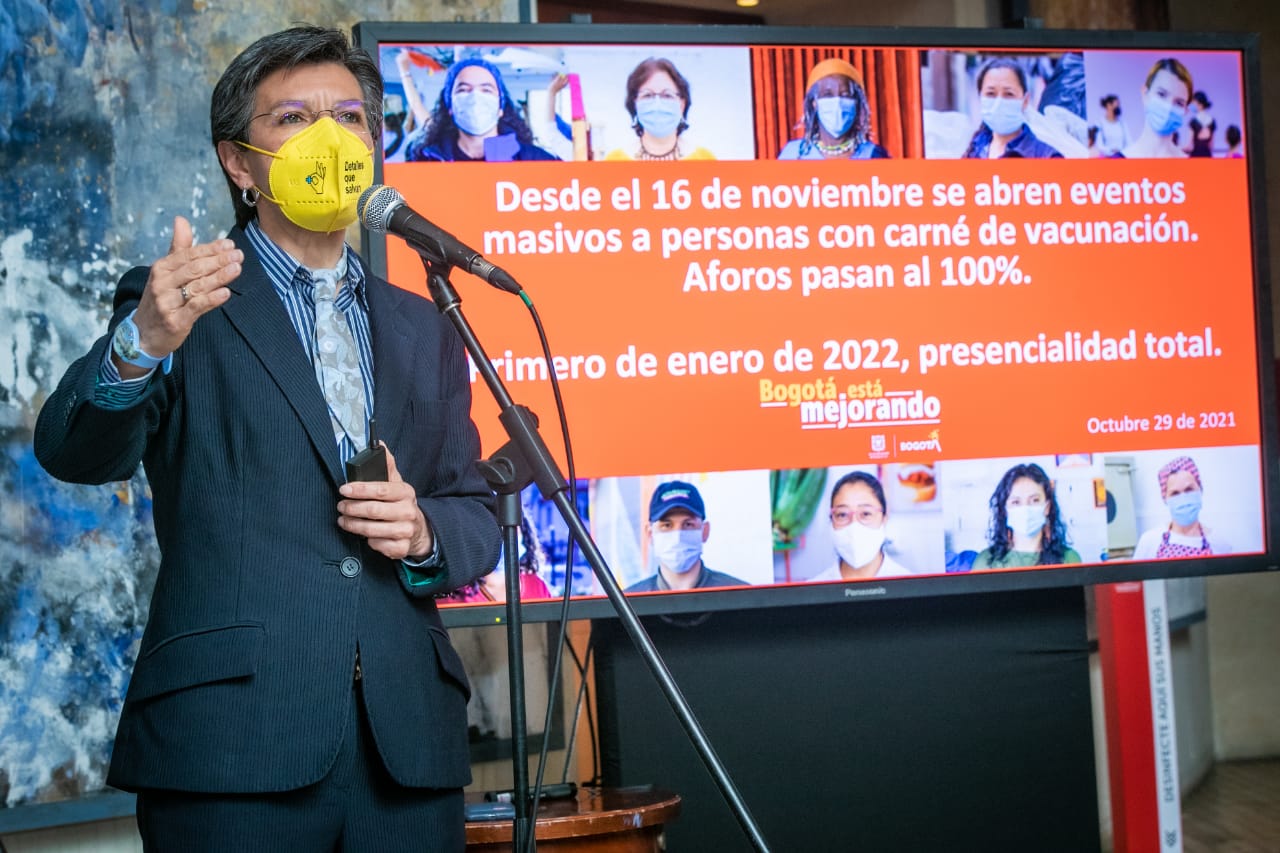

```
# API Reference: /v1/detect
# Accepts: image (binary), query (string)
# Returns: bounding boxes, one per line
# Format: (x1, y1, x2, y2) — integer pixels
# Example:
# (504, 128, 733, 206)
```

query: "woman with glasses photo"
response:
(810, 470, 912, 581)
(973, 462, 1080, 570)
(605, 57, 715, 161)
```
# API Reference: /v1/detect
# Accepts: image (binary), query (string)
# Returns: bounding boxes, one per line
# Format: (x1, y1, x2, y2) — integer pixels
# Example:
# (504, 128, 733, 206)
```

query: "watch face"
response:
(115, 320, 142, 361)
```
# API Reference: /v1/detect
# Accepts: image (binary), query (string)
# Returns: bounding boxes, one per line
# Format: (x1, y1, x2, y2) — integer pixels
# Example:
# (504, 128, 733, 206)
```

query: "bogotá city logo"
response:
(757, 377, 942, 431)
(900, 429, 942, 453)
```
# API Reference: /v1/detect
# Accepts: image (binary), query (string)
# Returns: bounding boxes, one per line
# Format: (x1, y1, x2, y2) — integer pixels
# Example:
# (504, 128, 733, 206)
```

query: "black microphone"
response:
(358, 184, 522, 295)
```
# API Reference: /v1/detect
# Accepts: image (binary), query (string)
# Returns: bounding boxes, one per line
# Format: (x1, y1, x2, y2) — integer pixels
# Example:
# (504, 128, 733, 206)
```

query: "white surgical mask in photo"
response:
(832, 520, 886, 569)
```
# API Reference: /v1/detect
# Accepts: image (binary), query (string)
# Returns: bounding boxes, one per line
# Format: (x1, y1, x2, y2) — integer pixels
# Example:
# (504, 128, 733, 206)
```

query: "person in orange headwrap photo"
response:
(778, 58, 888, 160)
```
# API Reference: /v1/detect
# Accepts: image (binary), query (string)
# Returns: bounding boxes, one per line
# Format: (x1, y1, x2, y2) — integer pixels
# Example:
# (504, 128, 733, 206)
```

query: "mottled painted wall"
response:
(0, 0, 515, 817)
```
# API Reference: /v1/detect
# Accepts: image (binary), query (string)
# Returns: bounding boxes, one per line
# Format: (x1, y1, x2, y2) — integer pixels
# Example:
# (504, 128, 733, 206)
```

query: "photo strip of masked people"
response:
(627, 480, 747, 592)
(33, 27, 500, 852)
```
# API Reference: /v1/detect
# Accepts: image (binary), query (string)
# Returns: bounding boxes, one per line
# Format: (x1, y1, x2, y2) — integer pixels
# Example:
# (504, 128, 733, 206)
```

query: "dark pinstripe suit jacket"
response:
(34, 226, 499, 794)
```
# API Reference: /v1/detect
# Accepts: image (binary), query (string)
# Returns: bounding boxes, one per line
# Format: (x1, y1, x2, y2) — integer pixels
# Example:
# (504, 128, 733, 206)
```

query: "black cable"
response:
(583, 640, 600, 786)
(559, 639, 588, 785)
(517, 296, 581, 853)
(562, 633, 600, 787)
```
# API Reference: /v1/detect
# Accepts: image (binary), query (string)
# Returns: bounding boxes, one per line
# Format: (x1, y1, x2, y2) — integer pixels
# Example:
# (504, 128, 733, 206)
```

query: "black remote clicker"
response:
(345, 418, 388, 482)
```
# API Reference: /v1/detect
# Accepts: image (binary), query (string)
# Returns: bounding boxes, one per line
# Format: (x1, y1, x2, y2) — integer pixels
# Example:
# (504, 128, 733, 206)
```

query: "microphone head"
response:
(358, 184, 404, 232)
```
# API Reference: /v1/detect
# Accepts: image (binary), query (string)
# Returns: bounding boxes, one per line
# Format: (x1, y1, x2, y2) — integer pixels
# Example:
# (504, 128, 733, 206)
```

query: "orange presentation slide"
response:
(384, 157, 1259, 479)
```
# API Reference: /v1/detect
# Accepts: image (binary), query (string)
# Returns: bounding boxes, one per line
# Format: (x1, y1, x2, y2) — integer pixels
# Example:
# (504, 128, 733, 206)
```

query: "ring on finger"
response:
(180, 286, 190, 304)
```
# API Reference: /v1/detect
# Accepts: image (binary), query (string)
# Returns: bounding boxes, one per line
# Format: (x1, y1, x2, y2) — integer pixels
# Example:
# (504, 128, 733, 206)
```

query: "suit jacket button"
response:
(340, 556, 362, 578)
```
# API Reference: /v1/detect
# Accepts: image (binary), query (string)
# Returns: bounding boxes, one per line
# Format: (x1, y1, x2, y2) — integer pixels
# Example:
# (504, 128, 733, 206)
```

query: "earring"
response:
(241, 187, 259, 207)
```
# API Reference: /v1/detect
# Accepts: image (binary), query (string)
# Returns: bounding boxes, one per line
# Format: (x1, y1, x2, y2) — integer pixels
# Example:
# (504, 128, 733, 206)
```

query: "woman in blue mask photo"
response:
(404, 57, 558, 162)
(1133, 456, 1231, 559)
(778, 59, 888, 160)
(973, 463, 1080, 570)
(1120, 57, 1193, 159)
(961, 57, 1062, 159)
(605, 57, 714, 161)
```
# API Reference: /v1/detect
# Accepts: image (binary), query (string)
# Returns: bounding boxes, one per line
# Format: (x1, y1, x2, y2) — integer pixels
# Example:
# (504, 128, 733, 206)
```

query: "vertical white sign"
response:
(1143, 578, 1183, 851)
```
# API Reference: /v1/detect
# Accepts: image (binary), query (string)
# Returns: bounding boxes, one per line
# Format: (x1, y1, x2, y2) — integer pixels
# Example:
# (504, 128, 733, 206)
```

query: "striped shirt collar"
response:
(244, 219, 369, 310)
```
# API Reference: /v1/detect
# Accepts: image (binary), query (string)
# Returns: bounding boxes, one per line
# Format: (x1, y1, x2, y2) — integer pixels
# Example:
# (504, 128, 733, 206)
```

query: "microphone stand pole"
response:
(494, 478, 534, 849)
(418, 256, 771, 853)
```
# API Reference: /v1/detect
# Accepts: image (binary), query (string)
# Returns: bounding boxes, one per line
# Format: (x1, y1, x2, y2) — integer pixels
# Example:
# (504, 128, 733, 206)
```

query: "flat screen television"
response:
(353, 22, 1276, 628)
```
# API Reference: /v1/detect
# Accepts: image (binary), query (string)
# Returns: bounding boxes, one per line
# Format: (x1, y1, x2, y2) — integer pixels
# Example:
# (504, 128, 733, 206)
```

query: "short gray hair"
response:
(210, 26, 383, 228)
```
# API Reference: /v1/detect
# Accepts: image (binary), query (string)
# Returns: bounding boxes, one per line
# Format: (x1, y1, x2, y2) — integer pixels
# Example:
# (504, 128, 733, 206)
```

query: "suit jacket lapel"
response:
(366, 273, 416, 454)
(223, 228, 346, 487)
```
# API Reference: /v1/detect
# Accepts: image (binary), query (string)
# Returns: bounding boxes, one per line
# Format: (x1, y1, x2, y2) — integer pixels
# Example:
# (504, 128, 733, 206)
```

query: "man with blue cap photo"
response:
(625, 480, 748, 592)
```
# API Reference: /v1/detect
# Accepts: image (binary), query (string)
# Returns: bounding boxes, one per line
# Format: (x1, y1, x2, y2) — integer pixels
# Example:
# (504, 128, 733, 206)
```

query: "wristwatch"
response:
(111, 311, 166, 370)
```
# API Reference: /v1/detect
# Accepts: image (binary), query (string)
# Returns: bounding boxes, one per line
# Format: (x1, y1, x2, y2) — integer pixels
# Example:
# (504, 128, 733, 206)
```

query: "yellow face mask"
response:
(238, 117, 373, 232)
